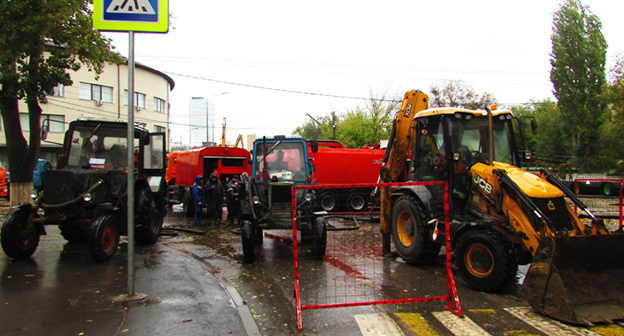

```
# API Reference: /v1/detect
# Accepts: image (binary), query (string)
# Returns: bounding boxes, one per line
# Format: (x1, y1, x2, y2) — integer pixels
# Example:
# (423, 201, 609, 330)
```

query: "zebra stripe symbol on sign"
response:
(106, 0, 155, 14)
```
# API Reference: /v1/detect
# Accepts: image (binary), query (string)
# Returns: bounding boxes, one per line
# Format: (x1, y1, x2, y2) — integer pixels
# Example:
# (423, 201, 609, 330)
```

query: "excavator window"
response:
(412, 116, 446, 182)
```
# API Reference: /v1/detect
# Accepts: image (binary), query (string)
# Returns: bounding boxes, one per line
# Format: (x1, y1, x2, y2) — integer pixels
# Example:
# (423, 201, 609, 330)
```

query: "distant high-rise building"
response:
(189, 97, 215, 146)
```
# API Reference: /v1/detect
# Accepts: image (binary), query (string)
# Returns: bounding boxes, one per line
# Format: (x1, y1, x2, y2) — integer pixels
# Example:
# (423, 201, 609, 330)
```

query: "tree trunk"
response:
(10, 182, 34, 207)
(0, 62, 40, 206)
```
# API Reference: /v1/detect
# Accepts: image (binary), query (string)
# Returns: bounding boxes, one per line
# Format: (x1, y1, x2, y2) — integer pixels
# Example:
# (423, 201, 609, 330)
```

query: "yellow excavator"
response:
(379, 90, 624, 325)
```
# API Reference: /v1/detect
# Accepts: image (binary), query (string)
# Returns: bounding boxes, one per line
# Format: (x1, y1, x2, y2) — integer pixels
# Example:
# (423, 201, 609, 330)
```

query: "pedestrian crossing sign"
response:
(93, 0, 169, 33)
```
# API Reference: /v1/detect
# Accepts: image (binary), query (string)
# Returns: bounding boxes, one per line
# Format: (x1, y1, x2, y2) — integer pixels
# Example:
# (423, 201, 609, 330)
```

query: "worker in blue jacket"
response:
(192, 175, 205, 226)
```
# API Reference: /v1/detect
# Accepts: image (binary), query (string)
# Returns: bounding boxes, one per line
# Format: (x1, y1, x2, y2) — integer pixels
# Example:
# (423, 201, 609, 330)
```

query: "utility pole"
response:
(331, 112, 336, 140)
(306, 112, 337, 140)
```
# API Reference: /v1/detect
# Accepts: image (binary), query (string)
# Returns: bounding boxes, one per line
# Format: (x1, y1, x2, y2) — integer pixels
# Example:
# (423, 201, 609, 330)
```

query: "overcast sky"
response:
(102, 0, 624, 146)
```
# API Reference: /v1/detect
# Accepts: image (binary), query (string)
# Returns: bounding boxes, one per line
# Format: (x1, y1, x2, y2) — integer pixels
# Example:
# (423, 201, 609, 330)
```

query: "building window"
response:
(20, 114, 65, 132)
(154, 125, 166, 133)
(154, 97, 166, 113)
(51, 83, 64, 97)
(79, 82, 113, 103)
(124, 90, 146, 109)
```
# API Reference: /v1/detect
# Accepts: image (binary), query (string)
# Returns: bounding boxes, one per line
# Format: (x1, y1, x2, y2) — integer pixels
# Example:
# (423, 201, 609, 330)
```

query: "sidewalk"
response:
(0, 225, 260, 336)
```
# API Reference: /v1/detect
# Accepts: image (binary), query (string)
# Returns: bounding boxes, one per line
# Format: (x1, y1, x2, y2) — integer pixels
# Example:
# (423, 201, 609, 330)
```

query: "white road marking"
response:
(504, 307, 601, 336)
(355, 313, 406, 336)
(432, 311, 492, 336)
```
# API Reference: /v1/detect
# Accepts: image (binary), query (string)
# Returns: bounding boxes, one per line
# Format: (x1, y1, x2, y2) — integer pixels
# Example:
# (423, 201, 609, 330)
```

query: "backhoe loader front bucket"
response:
(523, 234, 624, 325)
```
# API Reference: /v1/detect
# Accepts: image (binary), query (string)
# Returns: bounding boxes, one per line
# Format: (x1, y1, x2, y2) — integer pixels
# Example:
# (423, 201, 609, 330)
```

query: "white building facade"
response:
(0, 60, 174, 168)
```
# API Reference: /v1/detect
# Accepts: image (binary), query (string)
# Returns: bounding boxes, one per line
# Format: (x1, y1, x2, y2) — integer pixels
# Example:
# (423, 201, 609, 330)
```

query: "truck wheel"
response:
(88, 214, 119, 262)
(347, 192, 368, 212)
(135, 187, 163, 245)
(1, 208, 40, 260)
(391, 195, 440, 263)
(182, 189, 195, 218)
(241, 220, 255, 263)
(318, 191, 338, 212)
(455, 228, 517, 292)
(59, 220, 88, 244)
(311, 216, 327, 259)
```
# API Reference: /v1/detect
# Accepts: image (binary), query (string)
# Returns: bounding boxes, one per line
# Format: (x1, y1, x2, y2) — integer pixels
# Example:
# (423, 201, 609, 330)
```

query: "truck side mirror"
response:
(530, 118, 538, 135)
(310, 140, 318, 153)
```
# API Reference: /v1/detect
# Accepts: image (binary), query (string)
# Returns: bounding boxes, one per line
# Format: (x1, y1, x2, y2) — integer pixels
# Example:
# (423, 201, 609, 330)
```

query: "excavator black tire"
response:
(455, 228, 517, 292)
(391, 194, 441, 263)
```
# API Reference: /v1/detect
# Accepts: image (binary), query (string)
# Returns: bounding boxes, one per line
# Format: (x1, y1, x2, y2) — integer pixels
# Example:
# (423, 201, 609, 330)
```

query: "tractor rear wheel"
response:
(59, 220, 88, 244)
(1, 207, 39, 260)
(455, 228, 517, 292)
(135, 187, 163, 244)
(88, 214, 120, 262)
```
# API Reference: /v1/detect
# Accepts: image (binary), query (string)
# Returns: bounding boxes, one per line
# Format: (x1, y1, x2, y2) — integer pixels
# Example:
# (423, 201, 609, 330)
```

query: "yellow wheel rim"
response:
(396, 210, 415, 247)
(465, 243, 494, 278)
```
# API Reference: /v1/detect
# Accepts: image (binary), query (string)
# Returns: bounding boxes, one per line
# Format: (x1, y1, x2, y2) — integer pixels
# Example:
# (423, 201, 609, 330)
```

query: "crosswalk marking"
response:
(356, 308, 624, 335)
(589, 324, 624, 336)
(432, 311, 492, 336)
(355, 313, 406, 336)
(395, 313, 439, 336)
(504, 307, 601, 336)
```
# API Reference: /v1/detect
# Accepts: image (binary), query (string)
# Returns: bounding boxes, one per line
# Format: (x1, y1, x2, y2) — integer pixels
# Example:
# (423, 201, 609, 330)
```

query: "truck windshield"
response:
(255, 141, 306, 181)
(67, 125, 137, 170)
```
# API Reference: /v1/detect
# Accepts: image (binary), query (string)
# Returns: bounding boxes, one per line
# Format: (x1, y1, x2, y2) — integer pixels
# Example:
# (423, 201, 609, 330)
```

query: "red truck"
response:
(167, 146, 251, 217)
(309, 141, 385, 212)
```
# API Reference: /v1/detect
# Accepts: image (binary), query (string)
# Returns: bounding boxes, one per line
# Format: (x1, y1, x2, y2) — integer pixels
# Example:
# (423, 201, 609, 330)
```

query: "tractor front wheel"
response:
(88, 214, 120, 262)
(1, 207, 40, 260)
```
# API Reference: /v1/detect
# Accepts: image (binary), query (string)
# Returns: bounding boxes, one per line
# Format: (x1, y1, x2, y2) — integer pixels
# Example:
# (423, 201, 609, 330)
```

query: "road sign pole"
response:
(127, 30, 136, 297)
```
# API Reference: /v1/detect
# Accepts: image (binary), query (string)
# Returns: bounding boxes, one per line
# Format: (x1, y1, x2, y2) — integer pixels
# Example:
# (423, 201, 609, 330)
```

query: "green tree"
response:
(429, 80, 496, 109)
(598, 53, 624, 173)
(512, 100, 571, 163)
(293, 113, 335, 140)
(294, 89, 401, 148)
(550, 0, 607, 170)
(0, 0, 119, 203)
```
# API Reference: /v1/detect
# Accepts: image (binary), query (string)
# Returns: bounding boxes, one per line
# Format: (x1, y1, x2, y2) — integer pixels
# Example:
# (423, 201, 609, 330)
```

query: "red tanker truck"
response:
(167, 146, 251, 217)
(309, 141, 385, 212)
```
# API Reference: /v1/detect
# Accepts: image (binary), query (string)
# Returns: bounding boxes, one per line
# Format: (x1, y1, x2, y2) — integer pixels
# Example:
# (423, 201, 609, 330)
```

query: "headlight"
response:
(253, 196, 260, 205)
(83, 193, 93, 202)
(30, 189, 39, 199)
(36, 208, 45, 217)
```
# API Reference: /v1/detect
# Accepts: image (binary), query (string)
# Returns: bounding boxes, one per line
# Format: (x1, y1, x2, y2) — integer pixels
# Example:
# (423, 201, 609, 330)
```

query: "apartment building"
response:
(0, 59, 174, 168)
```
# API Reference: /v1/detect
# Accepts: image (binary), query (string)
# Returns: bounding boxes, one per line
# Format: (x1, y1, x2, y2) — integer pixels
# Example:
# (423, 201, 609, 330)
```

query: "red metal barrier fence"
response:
(290, 181, 462, 330)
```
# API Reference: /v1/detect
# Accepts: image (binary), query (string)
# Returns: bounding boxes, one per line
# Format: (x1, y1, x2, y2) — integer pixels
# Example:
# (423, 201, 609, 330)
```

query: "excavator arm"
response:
(380, 90, 429, 235)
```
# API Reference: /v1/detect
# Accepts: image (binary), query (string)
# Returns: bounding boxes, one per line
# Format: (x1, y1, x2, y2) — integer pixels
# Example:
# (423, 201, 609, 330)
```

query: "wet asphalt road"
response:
(2, 206, 622, 335)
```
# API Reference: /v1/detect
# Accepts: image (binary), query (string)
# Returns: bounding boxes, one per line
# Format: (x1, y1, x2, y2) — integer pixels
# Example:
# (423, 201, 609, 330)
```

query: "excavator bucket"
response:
(523, 234, 624, 325)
